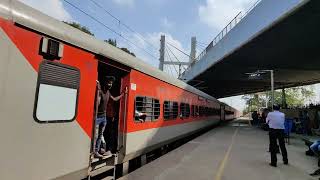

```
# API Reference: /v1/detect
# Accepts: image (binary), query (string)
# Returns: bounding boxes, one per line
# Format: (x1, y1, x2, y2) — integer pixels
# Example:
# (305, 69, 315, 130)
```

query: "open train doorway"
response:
(92, 56, 130, 164)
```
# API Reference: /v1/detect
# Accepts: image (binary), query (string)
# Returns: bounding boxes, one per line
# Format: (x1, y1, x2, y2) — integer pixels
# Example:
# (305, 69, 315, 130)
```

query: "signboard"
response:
(131, 83, 136, 91)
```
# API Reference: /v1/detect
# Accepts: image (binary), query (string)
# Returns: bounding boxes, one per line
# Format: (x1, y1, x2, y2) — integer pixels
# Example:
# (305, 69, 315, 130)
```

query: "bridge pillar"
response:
(159, 35, 165, 71)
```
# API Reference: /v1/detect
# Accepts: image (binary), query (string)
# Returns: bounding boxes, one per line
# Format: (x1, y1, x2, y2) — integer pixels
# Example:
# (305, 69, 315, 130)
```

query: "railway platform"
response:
(119, 119, 319, 180)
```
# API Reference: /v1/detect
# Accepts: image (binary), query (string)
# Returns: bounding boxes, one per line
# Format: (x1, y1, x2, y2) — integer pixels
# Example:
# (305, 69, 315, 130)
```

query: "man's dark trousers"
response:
(105, 117, 118, 153)
(269, 128, 288, 165)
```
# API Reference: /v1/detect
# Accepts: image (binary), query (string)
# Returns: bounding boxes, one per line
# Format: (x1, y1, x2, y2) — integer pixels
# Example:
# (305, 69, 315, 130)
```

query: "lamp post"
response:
(271, 70, 274, 110)
(246, 69, 274, 110)
(263, 70, 274, 110)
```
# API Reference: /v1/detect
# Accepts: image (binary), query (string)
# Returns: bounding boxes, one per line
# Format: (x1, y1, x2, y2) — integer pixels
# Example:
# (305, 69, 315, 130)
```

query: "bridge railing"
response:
(196, 11, 242, 62)
(182, 0, 261, 77)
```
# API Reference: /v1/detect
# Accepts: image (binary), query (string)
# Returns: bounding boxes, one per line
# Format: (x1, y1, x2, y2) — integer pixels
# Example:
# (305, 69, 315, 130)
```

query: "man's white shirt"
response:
(266, 110, 285, 129)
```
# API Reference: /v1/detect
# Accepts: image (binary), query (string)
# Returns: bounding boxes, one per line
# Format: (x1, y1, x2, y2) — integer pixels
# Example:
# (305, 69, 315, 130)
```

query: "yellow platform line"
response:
(214, 127, 239, 180)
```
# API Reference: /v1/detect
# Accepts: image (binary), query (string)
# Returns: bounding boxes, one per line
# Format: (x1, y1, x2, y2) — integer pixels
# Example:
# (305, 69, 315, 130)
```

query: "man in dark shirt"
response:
(105, 98, 117, 153)
(252, 111, 259, 125)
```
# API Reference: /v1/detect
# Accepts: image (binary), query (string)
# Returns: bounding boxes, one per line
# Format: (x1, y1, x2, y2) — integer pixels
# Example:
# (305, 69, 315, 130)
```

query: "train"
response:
(0, 1, 239, 179)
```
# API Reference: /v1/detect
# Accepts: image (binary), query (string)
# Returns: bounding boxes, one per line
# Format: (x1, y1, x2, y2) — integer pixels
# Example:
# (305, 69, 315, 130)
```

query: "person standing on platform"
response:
(302, 110, 310, 135)
(266, 104, 288, 167)
(252, 111, 259, 126)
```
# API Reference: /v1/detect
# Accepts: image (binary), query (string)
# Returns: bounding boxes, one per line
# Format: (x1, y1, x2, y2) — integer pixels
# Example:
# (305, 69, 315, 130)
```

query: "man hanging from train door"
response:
(95, 76, 126, 158)
(94, 81, 106, 158)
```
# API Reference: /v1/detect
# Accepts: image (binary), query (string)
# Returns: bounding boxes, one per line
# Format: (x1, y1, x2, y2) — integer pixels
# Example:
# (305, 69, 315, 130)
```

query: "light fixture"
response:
(41, 37, 64, 59)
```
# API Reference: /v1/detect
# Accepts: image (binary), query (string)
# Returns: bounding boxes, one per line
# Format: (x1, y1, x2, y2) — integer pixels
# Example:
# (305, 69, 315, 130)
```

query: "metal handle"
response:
(118, 86, 128, 153)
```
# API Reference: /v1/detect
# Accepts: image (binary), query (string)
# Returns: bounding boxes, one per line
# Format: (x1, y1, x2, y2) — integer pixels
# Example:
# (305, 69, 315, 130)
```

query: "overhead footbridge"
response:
(181, 0, 320, 98)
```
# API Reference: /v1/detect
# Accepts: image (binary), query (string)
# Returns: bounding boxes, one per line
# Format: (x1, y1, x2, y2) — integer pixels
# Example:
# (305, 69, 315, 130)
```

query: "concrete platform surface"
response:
(119, 120, 319, 180)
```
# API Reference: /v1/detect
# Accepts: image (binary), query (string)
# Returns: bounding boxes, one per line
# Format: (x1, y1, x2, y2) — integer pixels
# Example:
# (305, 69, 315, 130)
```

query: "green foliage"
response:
(63, 21, 94, 36)
(242, 93, 267, 114)
(242, 86, 315, 114)
(104, 38, 136, 57)
(62, 22, 136, 57)
(120, 47, 136, 57)
(104, 39, 117, 47)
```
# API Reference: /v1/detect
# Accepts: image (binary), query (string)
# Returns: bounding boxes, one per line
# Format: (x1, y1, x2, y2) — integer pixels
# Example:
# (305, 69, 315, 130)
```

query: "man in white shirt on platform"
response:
(266, 104, 288, 167)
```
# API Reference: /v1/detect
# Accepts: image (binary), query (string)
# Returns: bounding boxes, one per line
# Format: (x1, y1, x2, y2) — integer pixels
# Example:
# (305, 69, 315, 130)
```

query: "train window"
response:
(163, 101, 179, 120)
(205, 107, 209, 116)
(217, 109, 221, 115)
(191, 105, 195, 116)
(202, 106, 206, 116)
(180, 103, 185, 118)
(211, 108, 216, 115)
(135, 96, 160, 122)
(180, 103, 190, 118)
(199, 106, 204, 116)
(186, 104, 190, 117)
(195, 106, 199, 116)
(208, 108, 212, 116)
(172, 102, 179, 118)
(214, 108, 220, 115)
(34, 61, 80, 123)
(225, 110, 234, 115)
(164, 101, 170, 119)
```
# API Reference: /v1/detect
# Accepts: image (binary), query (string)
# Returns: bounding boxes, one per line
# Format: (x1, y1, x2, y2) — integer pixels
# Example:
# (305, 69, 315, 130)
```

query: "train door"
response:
(94, 57, 130, 158)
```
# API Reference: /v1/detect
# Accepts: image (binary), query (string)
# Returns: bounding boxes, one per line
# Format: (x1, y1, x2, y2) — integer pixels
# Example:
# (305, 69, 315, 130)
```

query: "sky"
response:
(18, 0, 320, 112)
(19, 0, 257, 66)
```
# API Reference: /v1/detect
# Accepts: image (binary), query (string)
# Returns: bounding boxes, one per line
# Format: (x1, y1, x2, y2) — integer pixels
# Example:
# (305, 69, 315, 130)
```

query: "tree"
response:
(120, 47, 136, 57)
(63, 21, 94, 36)
(242, 93, 267, 114)
(104, 39, 117, 47)
(242, 86, 315, 114)
(63, 22, 136, 57)
(104, 38, 136, 57)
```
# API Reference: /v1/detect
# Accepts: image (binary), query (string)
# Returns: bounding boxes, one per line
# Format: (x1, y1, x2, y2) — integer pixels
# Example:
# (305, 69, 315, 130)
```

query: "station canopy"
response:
(187, 0, 320, 98)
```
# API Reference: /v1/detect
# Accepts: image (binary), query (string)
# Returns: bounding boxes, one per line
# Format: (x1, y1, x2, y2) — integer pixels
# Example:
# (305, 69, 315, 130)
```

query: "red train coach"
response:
(0, 1, 238, 179)
(220, 102, 238, 121)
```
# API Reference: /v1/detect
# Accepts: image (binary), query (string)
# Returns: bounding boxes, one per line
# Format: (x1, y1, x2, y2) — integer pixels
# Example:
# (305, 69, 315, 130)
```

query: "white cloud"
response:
(112, 0, 134, 7)
(161, 17, 174, 30)
(199, 0, 254, 29)
(18, 0, 72, 21)
(117, 32, 189, 77)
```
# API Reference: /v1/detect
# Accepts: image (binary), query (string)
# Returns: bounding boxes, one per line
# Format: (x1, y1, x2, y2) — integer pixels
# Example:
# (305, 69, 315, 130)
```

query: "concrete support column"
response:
(270, 70, 274, 110)
(189, 37, 196, 66)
